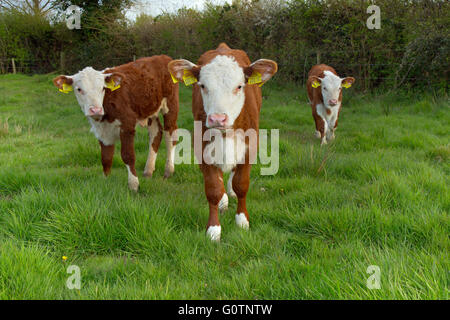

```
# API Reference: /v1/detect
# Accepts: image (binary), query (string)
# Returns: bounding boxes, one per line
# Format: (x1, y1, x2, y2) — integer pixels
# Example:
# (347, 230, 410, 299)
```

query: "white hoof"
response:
(128, 175, 139, 191)
(329, 132, 335, 140)
(320, 137, 327, 145)
(218, 193, 228, 213)
(206, 225, 221, 242)
(315, 130, 321, 139)
(235, 213, 249, 230)
(126, 165, 139, 192)
(326, 130, 335, 141)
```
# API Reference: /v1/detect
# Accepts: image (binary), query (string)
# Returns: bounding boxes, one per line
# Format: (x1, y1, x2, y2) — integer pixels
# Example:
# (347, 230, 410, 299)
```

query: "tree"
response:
(0, 0, 57, 16)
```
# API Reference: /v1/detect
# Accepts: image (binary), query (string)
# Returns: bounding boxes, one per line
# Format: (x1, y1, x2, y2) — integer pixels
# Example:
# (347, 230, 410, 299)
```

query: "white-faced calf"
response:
(168, 43, 277, 241)
(53, 56, 179, 190)
(307, 64, 355, 145)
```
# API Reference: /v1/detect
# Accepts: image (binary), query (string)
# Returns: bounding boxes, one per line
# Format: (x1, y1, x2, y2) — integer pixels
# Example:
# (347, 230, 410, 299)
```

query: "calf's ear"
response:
(168, 59, 199, 86)
(53, 75, 73, 93)
(341, 77, 355, 88)
(308, 76, 322, 88)
(245, 59, 278, 86)
(104, 72, 124, 91)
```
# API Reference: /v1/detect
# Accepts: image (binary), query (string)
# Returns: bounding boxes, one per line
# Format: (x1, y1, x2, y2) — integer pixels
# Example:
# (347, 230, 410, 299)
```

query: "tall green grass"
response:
(0, 74, 448, 299)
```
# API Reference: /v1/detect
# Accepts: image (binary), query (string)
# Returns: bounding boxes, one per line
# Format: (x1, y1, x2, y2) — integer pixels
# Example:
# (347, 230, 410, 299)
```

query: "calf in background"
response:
(307, 64, 355, 145)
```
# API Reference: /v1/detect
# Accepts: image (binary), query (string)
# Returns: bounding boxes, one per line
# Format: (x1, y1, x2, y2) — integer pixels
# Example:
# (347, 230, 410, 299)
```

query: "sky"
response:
(126, 0, 230, 20)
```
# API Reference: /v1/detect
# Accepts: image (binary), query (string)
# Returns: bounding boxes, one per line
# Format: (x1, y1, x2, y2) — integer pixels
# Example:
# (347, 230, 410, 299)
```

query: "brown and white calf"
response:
(168, 43, 277, 241)
(53, 55, 179, 190)
(307, 64, 355, 145)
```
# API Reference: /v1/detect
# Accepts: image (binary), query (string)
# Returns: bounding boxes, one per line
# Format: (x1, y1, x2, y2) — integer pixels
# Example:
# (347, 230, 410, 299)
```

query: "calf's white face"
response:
(168, 56, 277, 129)
(321, 71, 343, 107)
(198, 56, 246, 129)
(311, 71, 355, 108)
(53, 67, 123, 120)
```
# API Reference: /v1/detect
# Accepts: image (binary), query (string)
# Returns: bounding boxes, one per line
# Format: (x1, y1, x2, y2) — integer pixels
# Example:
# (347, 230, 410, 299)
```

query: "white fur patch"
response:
(160, 97, 169, 115)
(199, 55, 246, 128)
(218, 193, 228, 212)
(227, 171, 237, 198)
(203, 130, 247, 173)
(235, 213, 249, 230)
(206, 225, 221, 242)
(144, 149, 157, 177)
(126, 164, 139, 191)
(89, 119, 121, 146)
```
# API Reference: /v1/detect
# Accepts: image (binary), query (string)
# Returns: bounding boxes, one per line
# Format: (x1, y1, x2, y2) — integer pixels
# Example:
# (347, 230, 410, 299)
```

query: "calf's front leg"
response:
(232, 163, 251, 230)
(120, 128, 139, 191)
(202, 164, 226, 241)
(144, 117, 162, 178)
(99, 141, 115, 176)
(312, 109, 327, 145)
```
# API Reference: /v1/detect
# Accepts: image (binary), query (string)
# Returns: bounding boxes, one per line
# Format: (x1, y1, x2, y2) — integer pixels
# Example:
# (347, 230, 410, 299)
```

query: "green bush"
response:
(0, 0, 448, 92)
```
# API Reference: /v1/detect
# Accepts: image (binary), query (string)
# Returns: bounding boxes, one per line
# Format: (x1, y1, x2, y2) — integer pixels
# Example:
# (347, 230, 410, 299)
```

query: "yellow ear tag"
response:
(248, 71, 262, 85)
(170, 73, 179, 84)
(59, 83, 73, 94)
(182, 70, 197, 86)
(312, 80, 320, 88)
(106, 80, 120, 91)
(342, 82, 352, 89)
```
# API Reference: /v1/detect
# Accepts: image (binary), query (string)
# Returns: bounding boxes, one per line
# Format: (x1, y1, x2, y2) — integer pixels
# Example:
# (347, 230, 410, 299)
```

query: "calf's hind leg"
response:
(120, 128, 139, 191)
(162, 98, 178, 178)
(144, 117, 163, 178)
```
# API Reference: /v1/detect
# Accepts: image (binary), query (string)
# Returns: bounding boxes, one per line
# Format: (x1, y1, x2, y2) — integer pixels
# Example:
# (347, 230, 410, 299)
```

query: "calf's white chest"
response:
(316, 103, 340, 130)
(88, 119, 121, 146)
(203, 131, 247, 173)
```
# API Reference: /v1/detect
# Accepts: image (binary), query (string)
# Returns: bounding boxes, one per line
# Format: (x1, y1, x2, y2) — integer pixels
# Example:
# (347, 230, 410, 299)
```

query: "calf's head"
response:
(169, 55, 277, 129)
(53, 67, 123, 120)
(310, 71, 355, 107)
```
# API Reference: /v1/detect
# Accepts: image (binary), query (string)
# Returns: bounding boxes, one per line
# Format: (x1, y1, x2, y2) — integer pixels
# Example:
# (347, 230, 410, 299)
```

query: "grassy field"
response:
(0, 73, 448, 299)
